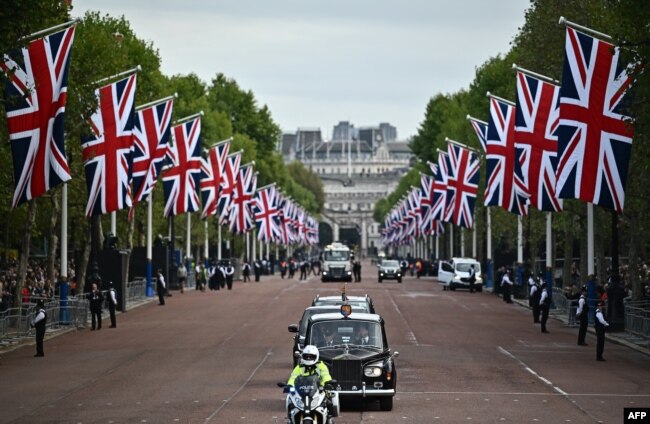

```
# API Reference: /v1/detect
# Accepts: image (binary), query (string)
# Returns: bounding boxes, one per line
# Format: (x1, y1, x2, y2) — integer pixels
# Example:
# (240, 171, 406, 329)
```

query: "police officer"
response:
(224, 261, 235, 290)
(156, 269, 166, 305)
(285, 345, 334, 418)
(254, 259, 262, 282)
(107, 282, 117, 328)
(242, 260, 251, 282)
(595, 301, 609, 361)
(87, 283, 104, 330)
(576, 286, 589, 346)
(31, 299, 47, 357)
(539, 283, 550, 333)
(530, 277, 541, 323)
(501, 269, 513, 304)
(468, 264, 476, 293)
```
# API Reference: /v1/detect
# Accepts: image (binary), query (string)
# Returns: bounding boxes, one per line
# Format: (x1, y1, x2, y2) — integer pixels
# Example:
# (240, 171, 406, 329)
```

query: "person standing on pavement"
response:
(539, 283, 550, 333)
(87, 283, 104, 330)
(501, 269, 513, 303)
(156, 269, 166, 305)
(254, 259, 261, 282)
(468, 264, 476, 293)
(224, 261, 235, 290)
(107, 282, 117, 328)
(242, 259, 251, 282)
(30, 299, 46, 357)
(530, 278, 541, 323)
(177, 262, 187, 294)
(576, 286, 589, 346)
(595, 301, 609, 361)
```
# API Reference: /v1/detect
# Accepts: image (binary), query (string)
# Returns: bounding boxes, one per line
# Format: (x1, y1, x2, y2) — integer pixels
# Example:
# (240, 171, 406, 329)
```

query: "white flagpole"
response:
(435, 233, 439, 260)
(146, 195, 153, 297)
(246, 231, 250, 260)
(204, 220, 209, 261)
(186, 213, 191, 269)
(546, 212, 552, 271)
(21, 18, 79, 41)
(517, 216, 523, 263)
(218, 225, 222, 260)
(472, 226, 477, 258)
(460, 227, 465, 257)
(487, 208, 492, 261)
(252, 229, 257, 260)
(449, 225, 454, 258)
(110, 212, 116, 238)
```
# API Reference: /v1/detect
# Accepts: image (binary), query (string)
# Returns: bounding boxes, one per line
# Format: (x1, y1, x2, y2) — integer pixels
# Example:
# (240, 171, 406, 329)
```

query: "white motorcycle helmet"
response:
(301, 345, 320, 367)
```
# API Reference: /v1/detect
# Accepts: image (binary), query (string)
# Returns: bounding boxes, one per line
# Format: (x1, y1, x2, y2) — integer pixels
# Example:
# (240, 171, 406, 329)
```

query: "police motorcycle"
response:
(278, 375, 338, 424)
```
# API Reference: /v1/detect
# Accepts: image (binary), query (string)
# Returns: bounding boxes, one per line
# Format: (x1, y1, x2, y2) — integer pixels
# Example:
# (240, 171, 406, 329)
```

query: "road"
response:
(1, 260, 648, 423)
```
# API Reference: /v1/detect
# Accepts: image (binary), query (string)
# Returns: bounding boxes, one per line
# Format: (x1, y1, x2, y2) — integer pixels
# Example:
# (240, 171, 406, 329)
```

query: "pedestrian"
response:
(595, 301, 609, 361)
(178, 263, 187, 294)
(353, 260, 362, 282)
(254, 259, 261, 282)
(539, 283, 550, 333)
(280, 260, 287, 279)
(224, 261, 234, 290)
(242, 259, 251, 282)
(217, 262, 226, 289)
(209, 263, 219, 291)
(530, 277, 541, 323)
(156, 269, 166, 305)
(195, 262, 206, 292)
(87, 283, 104, 330)
(576, 286, 589, 346)
(288, 259, 296, 279)
(107, 282, 117, 328)
(30, 299, 46, 357)
(468, 264, 476, 293)
(501, 269, 513, 304)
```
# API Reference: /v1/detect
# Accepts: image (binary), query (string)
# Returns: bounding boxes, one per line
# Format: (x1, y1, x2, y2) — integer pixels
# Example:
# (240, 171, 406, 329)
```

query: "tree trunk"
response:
(13, 200, 36, 308)
(77, 221, 91, 291)
(47, 191, 60, 290)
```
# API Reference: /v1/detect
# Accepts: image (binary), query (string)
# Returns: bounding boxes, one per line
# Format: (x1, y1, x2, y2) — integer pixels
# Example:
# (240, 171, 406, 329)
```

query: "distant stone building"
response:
(280, 122, 413, 256)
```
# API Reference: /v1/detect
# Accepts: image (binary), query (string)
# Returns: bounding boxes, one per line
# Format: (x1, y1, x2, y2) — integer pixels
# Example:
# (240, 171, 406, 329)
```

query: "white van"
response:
(437, 258, 482, 291)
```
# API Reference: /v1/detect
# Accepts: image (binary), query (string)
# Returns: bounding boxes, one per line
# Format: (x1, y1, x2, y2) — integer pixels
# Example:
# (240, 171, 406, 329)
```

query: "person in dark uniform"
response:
(254, 259, 261, 282)
(530, 277, 541, 323)
(501, 270, 513, 303)
(468, 264, 476, 293)
(87, 283, 104, 330)
(576, 286, 589, 345)
(594, 301, 609, 361)
(224, 261, 234, 290)
(156, 269, 166, 305)
(218, 263, 227, 289)
(31, 299, 47, 357)
(242, 259, 251, 282)
(539, 283, 550, 333)
(107, 282, 117, 328)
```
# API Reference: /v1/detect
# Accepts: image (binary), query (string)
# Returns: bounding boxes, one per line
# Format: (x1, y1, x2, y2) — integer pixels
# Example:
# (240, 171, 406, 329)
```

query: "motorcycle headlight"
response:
(292, 396, 304, 409)
(311, 396, 321, 409)
(364, 366, 383, 377)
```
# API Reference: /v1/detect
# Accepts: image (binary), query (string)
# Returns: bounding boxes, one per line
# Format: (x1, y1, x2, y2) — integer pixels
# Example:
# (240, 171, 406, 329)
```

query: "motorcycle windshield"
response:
(294, 375, 319, 397)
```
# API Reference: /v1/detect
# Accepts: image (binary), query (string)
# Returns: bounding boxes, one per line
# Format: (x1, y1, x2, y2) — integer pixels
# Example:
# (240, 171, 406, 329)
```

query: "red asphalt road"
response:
(1, 260, 649, 424)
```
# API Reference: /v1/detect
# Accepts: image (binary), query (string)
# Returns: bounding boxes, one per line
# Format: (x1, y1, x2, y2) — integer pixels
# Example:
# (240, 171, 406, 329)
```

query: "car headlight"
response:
(322, 271, 328, 275)
(380, 272, 384, 276)
(347, 271, 352, 275)
(364, 366, 383, 377)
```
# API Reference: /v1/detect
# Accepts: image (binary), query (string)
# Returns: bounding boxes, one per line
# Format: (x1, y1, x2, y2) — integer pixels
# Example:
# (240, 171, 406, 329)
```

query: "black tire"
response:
(378, 278, 383, 283)
(397, 278, 402, 283)
(379, 396, 393, 411)
(450, 286, 456, 291)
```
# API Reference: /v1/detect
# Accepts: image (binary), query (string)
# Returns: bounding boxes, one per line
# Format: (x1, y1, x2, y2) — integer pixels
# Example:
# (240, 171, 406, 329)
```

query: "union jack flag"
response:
(514, 71, 563, 212)
(431, 151, 449, 222)
(2, 25, 75, 207)
(419, 174, 433, 234)
(556, 26, 634, 213)
(486, 96, 529, 216)
(131, 98, 173, 204)
(82, 74, 137, 217)
(253, 185, 281, 243)
(218, 151, 241, 224)
(199, 140, 229, 219)
(228, 164, 257, 234)
(277, 196, 291, 245)
(406, 188, 421, 242)
(162, 117, 202, 216)
(468, 115, 488, 153)
(444, 143, 480, 229)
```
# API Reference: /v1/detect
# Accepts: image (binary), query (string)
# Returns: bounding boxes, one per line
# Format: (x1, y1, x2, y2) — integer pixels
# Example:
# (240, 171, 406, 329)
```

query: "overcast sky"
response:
(73, 0, 528, 139)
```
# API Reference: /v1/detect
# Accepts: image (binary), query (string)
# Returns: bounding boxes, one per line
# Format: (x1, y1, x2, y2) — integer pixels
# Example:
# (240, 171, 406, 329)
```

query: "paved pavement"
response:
(1, 261, 649, 423)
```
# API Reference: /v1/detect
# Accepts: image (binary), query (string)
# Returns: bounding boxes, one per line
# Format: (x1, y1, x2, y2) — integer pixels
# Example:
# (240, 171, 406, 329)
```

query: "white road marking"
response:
(204, 348, 273, 422)
(387, 290, 419, 346)
(498, 346, 568, 395)
(396, 391, 650, 397)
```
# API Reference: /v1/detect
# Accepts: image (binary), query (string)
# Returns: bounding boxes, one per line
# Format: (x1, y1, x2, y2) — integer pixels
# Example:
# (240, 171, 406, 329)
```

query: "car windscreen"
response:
(324, 250, 349, 261)
(455, 262, 480, 273)
(382, 260, 399, 267)
(309, 320, 383, 349)
(312, 300, 370, 313)
(300, 308, 339, 336)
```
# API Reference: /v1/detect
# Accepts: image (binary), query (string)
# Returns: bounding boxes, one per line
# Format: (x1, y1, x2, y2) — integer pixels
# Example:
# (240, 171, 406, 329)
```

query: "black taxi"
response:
(302, 310, 398, 411)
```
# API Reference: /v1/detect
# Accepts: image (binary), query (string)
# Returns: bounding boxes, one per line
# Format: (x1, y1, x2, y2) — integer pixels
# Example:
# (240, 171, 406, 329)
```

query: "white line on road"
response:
(498, 346, 567, 395)
(396, 390, 650, 397)
(204, 348, 273, 423)
(387, 290, 419, 346)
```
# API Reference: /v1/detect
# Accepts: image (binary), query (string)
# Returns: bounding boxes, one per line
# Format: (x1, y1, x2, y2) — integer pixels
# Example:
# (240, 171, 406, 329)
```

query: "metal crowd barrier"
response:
(624, 301, 650, 346)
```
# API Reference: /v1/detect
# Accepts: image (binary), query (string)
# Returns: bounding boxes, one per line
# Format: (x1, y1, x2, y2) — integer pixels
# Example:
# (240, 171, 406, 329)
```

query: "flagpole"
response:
(218, 224, 222, 260)
(472, 226, 477, 258)
(466, 115, 488, 126)
(486, 91, 516, 107)
(135, 93, 177, 112)
(92, 65, 141, 86)
(511, 64, 560, 85)
(517, 216, 523, 286)
(204, 219, 209, 261)
(21, 18, 79, 41)
(587, 203, 594, 276)
(449, 225, 454, 259)
(445, 137, 481, 154)
(110, 212, 116, 239)
(186, 213, 191, 273)
(487, 207, 493, 289)
(60, 183, 69, 322)
(173, 111, 204, 126)
(209, 138, 233, 149)
(246, 231, 250, 261)
(256, 182, 277, 193)
(146, 195, 153, 297)
(252, 228, 257, 260)
(558, 16, 612, 41)
(546, 212, 552, 287)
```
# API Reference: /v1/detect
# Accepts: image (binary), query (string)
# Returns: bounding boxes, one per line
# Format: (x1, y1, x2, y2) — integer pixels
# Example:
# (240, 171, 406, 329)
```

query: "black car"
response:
(377, 260, 402, 283)
(311, 294, 376, 314)
(302, 312, 398, 411)
(288, 305, 344, 366)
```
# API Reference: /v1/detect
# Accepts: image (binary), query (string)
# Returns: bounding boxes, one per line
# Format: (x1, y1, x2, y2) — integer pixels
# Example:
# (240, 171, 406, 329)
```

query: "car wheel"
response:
(477, 287, 483, 292)
(379, 396, 393, 411)
(397, 278, 402, 283)
(378, 278, 383, 283)
(450, 285, 456, 291)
